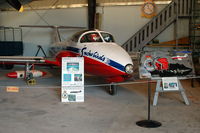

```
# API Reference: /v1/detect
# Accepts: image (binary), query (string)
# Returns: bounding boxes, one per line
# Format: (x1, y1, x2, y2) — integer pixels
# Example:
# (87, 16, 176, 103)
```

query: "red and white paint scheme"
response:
(47, 30, 134, 83)
(7, 70, 47, 78)
(0, 29, 133, 95)
(171, 54, 188, 60)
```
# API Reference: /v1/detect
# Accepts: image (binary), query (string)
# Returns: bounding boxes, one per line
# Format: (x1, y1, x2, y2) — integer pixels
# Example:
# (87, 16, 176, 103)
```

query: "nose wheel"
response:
(108, 84, 117, 95)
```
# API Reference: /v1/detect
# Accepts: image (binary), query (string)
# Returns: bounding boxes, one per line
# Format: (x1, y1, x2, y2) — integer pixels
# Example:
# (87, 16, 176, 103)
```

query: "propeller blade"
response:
(6, 0, 24, 12)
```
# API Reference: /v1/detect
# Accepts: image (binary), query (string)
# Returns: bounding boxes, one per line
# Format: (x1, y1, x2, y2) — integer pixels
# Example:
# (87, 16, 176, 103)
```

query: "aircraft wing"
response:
(0, 56, 60, 66)
(0, 48, 78, 67)
(0, 56, 66, 67)
(0, 56, 45, 63)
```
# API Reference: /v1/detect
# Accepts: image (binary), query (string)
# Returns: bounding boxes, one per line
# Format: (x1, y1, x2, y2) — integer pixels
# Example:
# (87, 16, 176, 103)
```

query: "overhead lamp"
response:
(19, 5, 24, 12)
(6, 0, 23, 12)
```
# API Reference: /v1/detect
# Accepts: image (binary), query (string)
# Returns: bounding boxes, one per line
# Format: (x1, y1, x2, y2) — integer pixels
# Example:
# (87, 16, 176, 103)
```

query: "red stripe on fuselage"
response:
(84, 56, 126, 77)
(61, 51, 127, 77)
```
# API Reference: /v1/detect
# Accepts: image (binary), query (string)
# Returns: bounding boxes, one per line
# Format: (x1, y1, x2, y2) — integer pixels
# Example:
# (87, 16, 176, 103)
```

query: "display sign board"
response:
(139, 50, 195, 79)
(61, 57, 84, 102)
(162, 77, 179, 91)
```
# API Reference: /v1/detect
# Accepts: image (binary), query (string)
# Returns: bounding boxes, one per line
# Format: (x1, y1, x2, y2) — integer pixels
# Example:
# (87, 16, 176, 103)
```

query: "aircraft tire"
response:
(108, 85, 117, 95)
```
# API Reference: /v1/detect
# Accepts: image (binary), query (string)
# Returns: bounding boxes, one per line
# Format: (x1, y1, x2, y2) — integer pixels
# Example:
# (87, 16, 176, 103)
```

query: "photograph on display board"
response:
(139, 50, 195, 78)
(63, 74, 72, 81)
(68, 94, 76, 101)
(67, 62, 79, 71)
(74, 74, 83, 81)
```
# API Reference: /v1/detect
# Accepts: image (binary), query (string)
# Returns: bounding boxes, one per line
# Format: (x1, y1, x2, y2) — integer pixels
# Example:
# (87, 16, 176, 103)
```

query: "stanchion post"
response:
(148, 79, 151, 120)
(136, 79, 162, 128)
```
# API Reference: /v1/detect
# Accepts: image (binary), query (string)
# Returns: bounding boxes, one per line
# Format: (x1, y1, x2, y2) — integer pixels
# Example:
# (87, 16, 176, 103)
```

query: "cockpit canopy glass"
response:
(71, 30, 115, 43)
(80, 32, 103, 43)
(100, 32, 115, 42)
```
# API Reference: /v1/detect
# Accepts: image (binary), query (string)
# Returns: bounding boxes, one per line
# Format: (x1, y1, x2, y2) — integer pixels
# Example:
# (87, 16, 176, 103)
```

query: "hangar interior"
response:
(0, 0, 200, 133)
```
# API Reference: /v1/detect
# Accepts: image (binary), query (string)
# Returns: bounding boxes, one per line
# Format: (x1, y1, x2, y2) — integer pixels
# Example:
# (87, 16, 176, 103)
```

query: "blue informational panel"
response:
(61, 57, 84, 102)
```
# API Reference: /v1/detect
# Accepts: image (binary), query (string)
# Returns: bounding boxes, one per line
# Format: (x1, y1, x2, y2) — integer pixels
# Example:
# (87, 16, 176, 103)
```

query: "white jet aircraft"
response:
(0, 26, 134, 95)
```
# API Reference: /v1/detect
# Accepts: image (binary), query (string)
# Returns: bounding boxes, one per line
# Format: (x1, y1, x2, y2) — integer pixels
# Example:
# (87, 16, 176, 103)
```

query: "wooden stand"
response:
(152, 77, 190, 106)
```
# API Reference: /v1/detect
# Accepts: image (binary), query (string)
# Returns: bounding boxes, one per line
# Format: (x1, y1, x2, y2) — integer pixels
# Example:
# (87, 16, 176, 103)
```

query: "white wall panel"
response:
(0, 4, 188, 56)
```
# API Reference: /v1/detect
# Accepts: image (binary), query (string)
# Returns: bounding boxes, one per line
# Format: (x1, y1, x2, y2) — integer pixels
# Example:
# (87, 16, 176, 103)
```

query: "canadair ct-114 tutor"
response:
(0, 26, 134, 95)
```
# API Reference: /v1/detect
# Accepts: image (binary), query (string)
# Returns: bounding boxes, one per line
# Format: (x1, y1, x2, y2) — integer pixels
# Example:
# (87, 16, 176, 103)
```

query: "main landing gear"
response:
(108, 84, 117, 95)
(26, 73, 36, 85)
(25, 63, 36, 85)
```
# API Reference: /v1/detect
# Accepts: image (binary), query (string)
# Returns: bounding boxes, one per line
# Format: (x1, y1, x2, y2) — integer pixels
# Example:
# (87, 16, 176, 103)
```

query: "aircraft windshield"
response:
(80, 32, 103, 43)
(71, 30, 87, 42)
(72, 30, 115, 43)
(100, 32, 115, 42)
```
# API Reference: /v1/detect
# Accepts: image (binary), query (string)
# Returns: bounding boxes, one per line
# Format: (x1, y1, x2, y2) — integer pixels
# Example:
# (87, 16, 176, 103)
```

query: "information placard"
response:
(61, 86, 84, 102)
(61, 57, 84, 102)
(162, 77, 179, 91)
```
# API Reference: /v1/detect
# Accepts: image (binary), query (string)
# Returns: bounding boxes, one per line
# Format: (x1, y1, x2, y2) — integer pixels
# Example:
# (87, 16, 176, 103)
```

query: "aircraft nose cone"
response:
(7, 72, 17, 78)
(100, 43, 133, 65)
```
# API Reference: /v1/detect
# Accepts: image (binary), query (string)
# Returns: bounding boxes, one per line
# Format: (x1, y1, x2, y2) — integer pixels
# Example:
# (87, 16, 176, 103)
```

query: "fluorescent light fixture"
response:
(19, 5, 24, 12)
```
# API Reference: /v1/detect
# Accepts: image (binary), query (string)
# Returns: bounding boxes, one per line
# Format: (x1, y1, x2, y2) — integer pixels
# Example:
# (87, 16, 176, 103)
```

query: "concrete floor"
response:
(0, 66, 200, 133)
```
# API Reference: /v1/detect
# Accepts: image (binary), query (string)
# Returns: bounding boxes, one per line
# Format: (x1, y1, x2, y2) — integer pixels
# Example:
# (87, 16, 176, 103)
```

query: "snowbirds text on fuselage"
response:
(48, 29, 134, 83)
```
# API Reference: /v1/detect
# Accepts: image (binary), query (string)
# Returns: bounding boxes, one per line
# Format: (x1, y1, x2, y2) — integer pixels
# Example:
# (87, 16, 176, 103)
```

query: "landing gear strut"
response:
(25, 63, 36, 85)
(108, 84, 117, 95)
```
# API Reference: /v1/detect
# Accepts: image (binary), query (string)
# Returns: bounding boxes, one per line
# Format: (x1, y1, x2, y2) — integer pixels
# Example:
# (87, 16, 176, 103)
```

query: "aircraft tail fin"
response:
(20, 25, 85, 43)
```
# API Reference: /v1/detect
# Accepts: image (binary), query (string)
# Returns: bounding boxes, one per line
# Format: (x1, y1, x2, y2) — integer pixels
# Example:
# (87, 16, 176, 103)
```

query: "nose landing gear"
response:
(108, 84, 117, 95)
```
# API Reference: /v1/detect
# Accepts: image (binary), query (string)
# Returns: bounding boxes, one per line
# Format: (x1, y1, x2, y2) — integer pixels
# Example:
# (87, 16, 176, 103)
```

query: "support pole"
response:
(136, 80, 162, 128)
(88, 0, 96, 30)
(147, 79, 151, 120)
